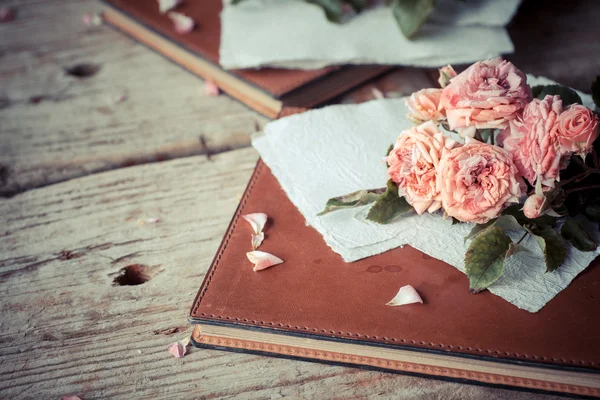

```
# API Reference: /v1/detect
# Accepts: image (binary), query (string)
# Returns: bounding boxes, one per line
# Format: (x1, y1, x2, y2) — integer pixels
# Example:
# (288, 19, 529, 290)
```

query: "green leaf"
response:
(306, 0, 344, 22)
(592, 76, 600, 109)
(464, 226, 512, 293)
(561, 219, 598, 252)
(318, 188, 385, 215)
(531, 84, 583, 107)
(528, 226, 567, 272)
(584, 204, 600, 223)
(463, 215, 523, 243)
(504, 205, 557, 229)
(494, 214, 524, 232)
(464, 220, 495, 243)
(366, 179, 413, 224)
(390, 0, 436, 39)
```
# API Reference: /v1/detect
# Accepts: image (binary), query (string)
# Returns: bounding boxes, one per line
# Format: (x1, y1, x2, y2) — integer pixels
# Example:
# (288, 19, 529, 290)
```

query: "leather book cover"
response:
(101, 0, 391, 118)
(189, 156, 600, 397)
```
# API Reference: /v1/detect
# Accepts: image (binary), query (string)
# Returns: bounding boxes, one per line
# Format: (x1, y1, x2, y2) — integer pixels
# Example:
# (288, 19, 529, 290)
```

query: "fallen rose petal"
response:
(0, 7, 15, 22)
(371, 88, 384, 100)
(168, 12, 194, 34)
(242, 213, 268, 235)
(158, 0, 183, 13)
(386, 285, 423, 306)
(115, 94, 128, 104)
(247, 251, 283, 272)
(168, 336, 190, 358)
(204, 80, 221, 96)
(82, 13, 102, 26)
(251, 232, 264, 250)
(60, 397, 82, 400)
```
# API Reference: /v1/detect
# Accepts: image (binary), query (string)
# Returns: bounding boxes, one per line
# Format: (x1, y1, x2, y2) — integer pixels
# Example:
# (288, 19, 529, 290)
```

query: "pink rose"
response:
(406, 88, 445, 123)
(500, 95, 563, 187)
(522, 193, 548, 219)
(440, 58, 532, 132)
(387, 121, 457, 215)
(556, 104, 599, 156)
(437, 139, 524, 224)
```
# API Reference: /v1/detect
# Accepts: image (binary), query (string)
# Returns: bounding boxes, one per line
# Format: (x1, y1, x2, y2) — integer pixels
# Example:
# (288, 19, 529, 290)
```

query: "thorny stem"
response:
(516, 232, 528, 245)
(557, 169, 600, 188)
(565, 183, 600, 194)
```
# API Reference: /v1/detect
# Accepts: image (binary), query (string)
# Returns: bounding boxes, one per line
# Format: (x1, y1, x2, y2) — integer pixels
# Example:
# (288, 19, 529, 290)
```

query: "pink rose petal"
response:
(158, 0, 183, 13)
(82, 13, 102, 27)
(371, 88, 384, 100)
(247, 250, 283, 272)
(168, 336, 190, 358)
(0, 7, 15, 22)
(251, 232, 264, 250)
(168, 12, 194, 34)
(242, 213, 268, 235)
(386, 285, 423, 306)
(204, 80, 221, 96)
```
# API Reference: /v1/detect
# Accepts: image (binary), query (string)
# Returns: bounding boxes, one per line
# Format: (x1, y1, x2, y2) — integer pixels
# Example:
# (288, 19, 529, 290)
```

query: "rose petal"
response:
(168, 337, 190, 358)
(168, 12, 194, 34)
(0, 7, 15, 22)
(204, 80, 221, 96)
(386, 285, 423, 306)
(60, 397, 82, 400)
(158, 0, 183, 13)
(242, 213, 268, 235)
(82, 13, 102, 26)
(371, 88, 384, 100)
(247, 250, 283, 272)
(251, 232, 264, 250)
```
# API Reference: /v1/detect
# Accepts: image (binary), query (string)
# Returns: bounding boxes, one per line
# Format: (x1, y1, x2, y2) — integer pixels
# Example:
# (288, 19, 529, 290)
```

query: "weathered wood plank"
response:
(0, 0, 267, 196)
(0, 148, 567, 400)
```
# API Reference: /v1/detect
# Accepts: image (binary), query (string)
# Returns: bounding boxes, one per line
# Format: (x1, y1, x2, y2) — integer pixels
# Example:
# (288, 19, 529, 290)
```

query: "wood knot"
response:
(112, 264, 154, 286)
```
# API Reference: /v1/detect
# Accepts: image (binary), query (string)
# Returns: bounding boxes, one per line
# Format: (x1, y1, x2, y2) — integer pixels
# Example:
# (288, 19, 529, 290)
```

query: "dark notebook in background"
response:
(102, 0, 392, 118)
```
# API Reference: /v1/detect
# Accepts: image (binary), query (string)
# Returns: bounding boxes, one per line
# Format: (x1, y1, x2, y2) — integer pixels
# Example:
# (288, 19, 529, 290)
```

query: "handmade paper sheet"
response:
(220, 0, 517, 70)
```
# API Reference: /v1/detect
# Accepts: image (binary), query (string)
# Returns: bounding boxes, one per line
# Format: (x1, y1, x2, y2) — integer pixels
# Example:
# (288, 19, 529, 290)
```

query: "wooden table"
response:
(1, 1, 598, 398)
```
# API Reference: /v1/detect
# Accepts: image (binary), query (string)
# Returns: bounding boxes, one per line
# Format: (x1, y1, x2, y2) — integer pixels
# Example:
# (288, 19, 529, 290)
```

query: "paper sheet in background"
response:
(220, 0, 519, 70)
(252, 76, 600, 312)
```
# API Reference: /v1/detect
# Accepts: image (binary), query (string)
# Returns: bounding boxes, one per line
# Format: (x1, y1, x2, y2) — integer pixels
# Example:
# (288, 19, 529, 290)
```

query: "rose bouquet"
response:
(321, 58, 600, 293)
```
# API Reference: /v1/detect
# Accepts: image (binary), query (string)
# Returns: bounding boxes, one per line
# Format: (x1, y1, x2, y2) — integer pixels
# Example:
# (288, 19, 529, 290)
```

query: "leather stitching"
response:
(197, 336, 598, 396)
(192, 161, 599, 368)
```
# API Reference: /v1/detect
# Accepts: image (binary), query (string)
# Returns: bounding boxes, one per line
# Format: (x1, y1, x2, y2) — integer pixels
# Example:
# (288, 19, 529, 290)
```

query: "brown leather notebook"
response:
(189, 156, 600, 397)
(101, 0, 391, 118)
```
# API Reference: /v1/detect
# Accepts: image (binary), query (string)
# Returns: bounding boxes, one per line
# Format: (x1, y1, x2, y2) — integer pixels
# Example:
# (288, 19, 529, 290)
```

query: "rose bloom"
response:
(406, 88, 445, 124)
(499, 95, 563, 187)
(386, 121, 457, 215)
(556, 104, 599, 156)
(437, 139, 524, 224)
(440, 58, 532, 135)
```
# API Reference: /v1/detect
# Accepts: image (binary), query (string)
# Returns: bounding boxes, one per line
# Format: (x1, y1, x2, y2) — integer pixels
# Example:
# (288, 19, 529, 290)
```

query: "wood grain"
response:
(0, 148, 566, 399)
(0, 0, 267, 196)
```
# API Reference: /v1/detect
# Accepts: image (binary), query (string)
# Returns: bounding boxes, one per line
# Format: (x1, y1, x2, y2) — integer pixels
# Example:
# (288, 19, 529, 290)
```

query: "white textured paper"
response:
(220, 0, 516, 70)
(252, 76, 600, 312)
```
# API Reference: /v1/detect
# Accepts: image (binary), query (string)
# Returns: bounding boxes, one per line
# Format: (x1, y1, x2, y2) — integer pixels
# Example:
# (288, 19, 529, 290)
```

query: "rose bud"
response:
(522, 194, 549, 219)
(438, 65, 457, 88)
